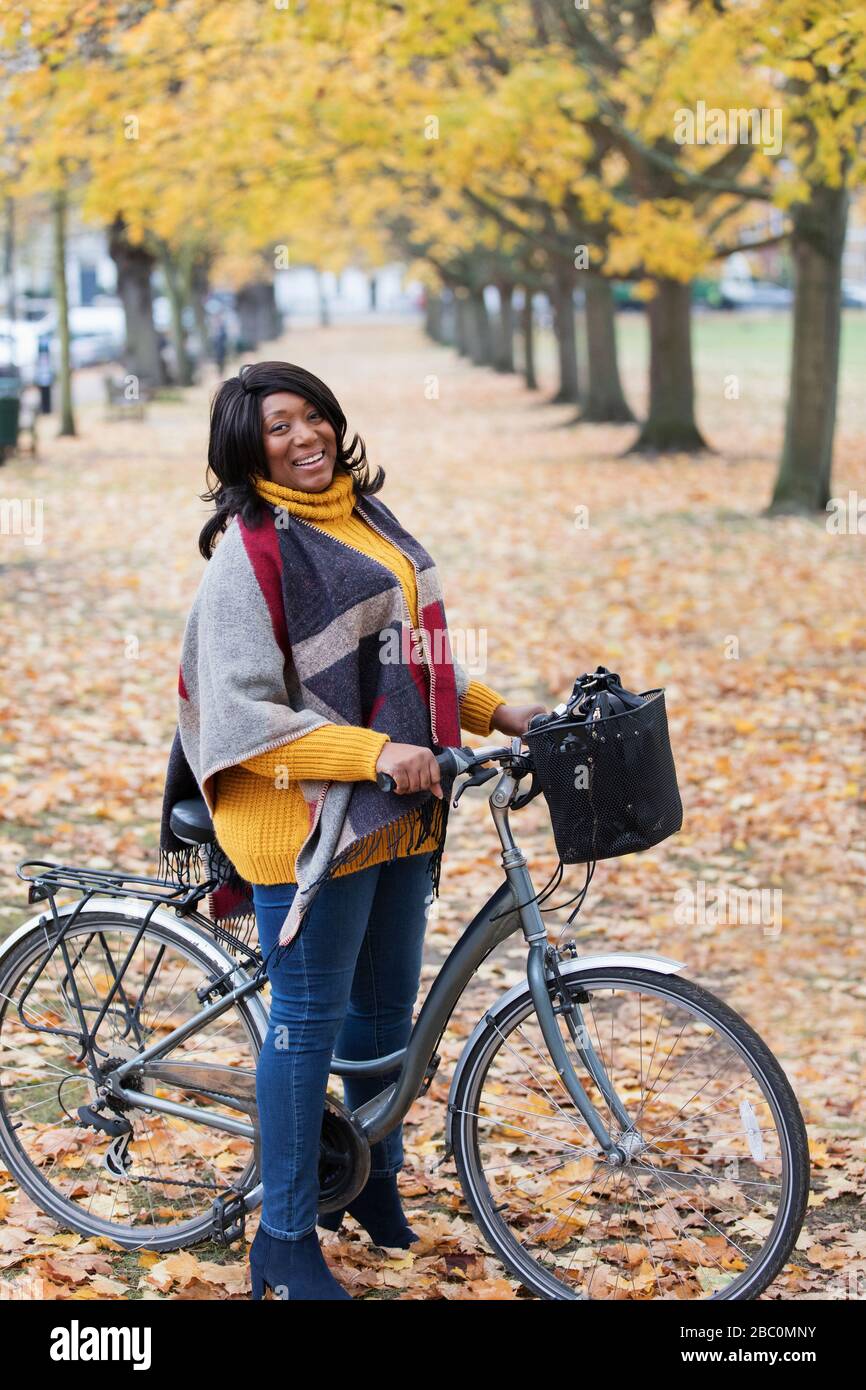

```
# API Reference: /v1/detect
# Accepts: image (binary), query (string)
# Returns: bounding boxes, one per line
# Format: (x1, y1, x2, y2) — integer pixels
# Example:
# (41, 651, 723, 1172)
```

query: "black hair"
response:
(198, 360, 385, 560)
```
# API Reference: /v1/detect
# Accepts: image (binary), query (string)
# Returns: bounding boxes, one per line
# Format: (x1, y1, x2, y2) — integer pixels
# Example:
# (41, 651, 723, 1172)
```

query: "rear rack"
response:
(15, 859, 261, 967)
(17, 860, 215, 915)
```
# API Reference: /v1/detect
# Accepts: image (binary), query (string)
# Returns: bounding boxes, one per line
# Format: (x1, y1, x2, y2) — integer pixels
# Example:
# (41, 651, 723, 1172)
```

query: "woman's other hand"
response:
(490, 703, 547, 737)
(375, 743, 443, 798)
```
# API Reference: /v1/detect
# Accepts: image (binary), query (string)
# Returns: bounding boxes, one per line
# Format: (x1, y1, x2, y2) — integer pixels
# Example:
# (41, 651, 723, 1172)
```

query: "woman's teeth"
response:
(294, 450, 324, 467)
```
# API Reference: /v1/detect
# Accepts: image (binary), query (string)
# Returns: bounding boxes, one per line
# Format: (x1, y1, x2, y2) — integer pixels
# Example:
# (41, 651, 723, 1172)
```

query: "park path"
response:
(0, 321, 863, 1298)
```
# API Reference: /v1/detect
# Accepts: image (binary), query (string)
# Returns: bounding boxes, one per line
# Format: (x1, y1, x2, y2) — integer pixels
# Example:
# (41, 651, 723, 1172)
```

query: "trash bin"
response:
(0, 365, 21, 463)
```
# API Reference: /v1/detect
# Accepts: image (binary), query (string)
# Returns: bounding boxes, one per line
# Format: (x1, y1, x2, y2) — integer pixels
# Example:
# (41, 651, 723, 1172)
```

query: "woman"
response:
(180, 361, 543, 1300)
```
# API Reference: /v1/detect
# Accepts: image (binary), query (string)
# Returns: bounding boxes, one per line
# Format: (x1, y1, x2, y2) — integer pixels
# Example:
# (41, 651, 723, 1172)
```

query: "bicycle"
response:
(1, 733, 809, 1300)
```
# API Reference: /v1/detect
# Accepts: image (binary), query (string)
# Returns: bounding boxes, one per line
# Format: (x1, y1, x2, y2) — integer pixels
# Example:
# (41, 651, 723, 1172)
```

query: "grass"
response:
(534, 306, 866, 448)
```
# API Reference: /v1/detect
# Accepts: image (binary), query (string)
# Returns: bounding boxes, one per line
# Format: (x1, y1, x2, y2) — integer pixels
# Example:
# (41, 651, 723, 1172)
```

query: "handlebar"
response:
(375, 729, 545, 794)
(375, 744, 487, 793)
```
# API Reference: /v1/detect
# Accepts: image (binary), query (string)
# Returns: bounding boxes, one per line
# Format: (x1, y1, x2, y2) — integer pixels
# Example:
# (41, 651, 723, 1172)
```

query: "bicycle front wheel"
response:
(452, 966, 809, 1300)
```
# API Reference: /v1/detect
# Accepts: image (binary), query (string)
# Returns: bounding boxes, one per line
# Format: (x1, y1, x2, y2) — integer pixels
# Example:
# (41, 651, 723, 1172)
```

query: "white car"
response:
(0, 304, 126, 380)
(841, 280, 866, 309)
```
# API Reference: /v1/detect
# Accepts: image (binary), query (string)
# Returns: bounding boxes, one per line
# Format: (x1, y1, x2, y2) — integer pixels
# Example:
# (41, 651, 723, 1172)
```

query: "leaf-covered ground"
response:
(0, 317, 863, 1299)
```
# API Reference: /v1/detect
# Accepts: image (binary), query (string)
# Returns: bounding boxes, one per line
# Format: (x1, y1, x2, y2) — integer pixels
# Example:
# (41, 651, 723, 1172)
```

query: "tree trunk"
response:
(51, 188, 75, 437)
(520, 287, 538, 390)
(578, 273, 634, 423)
(237, 281, 282, 349)
(183, 251, 212, 368)
(493, 280, 515, 372)
(424, 290, 443, 342)
(630, 278, 707, 452)
(108, 214, 165, 390)
(264, 282, 283, 339)
(369, 273, 378, 311)
(158, 247, 192, 386)
(3, 195, 16, 320)
(468, 287, 493, 366)
(315, 271, 330, 329)
(253, 280, 281, 339)
(770, 183, 849, 513)
(438, 287, 456, 346)
(550, 260, 580, 404)
(454, 293, 471, 356)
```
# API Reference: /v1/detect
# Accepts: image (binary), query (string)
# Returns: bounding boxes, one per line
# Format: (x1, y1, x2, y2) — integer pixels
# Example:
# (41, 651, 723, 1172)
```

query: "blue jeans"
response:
(251, 851, 434, 1240)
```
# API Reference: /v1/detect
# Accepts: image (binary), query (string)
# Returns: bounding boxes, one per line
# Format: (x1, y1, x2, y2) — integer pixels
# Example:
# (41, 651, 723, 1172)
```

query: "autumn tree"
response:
(764, 1, 866, 512)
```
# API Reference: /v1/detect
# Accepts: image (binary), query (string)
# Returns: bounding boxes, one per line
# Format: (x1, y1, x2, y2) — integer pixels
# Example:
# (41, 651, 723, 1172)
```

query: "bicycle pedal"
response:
(212, 1190, 247, 1246)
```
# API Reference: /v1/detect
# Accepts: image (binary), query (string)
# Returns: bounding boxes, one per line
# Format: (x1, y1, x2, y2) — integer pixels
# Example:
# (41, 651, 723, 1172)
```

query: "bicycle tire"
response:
(0, 910, 266, 1252)
(452, 966, 809, 1300)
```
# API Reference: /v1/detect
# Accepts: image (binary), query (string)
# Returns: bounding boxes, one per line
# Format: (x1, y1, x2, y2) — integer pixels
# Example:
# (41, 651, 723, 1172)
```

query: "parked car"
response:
(0, 303, 125, 380)
(841, 280, 866, 309)
(609, 278, 726, 310)
(717, 276, 794, 309)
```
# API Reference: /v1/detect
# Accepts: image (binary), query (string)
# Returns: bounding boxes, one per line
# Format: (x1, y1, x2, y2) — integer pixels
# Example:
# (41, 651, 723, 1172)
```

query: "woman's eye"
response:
(271, 413, 319, 432)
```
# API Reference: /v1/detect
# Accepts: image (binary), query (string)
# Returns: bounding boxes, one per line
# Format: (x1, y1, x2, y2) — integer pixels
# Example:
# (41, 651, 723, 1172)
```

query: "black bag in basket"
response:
(523, 666, 683, 864)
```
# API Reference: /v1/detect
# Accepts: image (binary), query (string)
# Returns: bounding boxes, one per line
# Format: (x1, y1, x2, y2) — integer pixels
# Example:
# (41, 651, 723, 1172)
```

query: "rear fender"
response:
(0, 896, 270, 1043)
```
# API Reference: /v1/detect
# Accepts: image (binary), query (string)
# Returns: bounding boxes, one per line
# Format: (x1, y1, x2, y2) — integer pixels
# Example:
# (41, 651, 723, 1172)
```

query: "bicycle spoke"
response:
(485, 1014, 592, 1140)
(0, 918, 259, 1243)
(451, 1106, 598, 1160)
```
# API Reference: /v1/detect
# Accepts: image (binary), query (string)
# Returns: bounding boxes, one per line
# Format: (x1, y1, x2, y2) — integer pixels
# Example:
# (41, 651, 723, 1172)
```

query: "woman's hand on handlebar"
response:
(490, 702, 548, 737)
(374, 743, 443, 798)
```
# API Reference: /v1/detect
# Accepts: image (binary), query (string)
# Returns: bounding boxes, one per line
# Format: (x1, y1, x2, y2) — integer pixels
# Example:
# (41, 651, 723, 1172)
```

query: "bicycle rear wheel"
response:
(452, 966, 809, 1299)
(0, 910, 265, 1251)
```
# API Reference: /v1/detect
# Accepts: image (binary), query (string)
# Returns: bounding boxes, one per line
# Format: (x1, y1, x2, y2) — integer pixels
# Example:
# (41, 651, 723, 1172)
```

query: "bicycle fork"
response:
(492, 775, 636, 1163)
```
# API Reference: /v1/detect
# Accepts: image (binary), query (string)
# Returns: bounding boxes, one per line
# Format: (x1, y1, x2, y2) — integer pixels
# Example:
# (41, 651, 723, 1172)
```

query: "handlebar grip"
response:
(375, 745, 476, 793)
(528, 711, 550, 730)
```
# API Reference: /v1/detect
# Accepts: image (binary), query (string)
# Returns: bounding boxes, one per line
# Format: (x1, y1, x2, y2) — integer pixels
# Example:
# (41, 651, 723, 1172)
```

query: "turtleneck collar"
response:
(252, 468, 356, 523)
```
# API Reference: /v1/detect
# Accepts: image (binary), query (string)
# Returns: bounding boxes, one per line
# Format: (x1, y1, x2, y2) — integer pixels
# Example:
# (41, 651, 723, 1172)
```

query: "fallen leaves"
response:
(1, 322, 864, 1300)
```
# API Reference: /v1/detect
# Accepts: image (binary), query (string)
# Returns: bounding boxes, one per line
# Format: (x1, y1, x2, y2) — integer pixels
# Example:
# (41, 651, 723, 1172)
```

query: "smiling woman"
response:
(163, 358, 539, 1300)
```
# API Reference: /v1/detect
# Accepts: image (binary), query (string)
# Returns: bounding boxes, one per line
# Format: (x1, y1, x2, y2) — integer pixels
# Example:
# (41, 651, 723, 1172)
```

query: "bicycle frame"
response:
(95, 751, 646, 1161)
(10, 746, 680, 1190)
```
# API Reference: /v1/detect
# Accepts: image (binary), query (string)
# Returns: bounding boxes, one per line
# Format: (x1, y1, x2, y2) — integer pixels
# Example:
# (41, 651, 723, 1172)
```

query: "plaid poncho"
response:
(159, 483, 470, 949)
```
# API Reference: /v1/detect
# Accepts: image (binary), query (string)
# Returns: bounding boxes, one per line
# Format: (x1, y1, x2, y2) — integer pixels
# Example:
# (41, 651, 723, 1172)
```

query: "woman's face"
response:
(260, 391, 337, 491)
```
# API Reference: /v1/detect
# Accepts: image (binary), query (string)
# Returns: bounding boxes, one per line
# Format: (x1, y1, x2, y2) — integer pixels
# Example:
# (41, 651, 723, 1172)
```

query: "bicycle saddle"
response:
(169, 796, 215, 846)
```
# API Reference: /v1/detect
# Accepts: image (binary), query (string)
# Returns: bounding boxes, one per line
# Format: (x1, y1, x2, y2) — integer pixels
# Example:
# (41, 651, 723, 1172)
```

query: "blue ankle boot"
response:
(249, 1225, 351, 1300)
(318, 1173, 419, 1249)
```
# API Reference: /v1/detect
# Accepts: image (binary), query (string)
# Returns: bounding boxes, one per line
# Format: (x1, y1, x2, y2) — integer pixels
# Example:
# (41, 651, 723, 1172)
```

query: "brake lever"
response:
(452, 764, 498, 806)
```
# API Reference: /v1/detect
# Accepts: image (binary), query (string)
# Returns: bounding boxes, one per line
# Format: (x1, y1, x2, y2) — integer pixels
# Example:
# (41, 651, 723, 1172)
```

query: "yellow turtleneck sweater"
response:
(211, 468, 507, 885)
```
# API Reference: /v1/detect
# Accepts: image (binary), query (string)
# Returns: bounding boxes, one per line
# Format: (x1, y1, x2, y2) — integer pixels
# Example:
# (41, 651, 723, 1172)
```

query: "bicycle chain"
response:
(109, 1163, 231, 1195)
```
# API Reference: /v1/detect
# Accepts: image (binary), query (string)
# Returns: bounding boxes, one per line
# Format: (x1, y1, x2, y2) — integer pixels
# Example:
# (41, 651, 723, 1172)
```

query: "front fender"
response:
(444, 950, 686, 1156)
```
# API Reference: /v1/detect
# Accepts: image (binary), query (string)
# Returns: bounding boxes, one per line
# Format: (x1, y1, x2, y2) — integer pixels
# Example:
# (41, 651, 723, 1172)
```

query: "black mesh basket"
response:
(524, 672, 683, 865)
